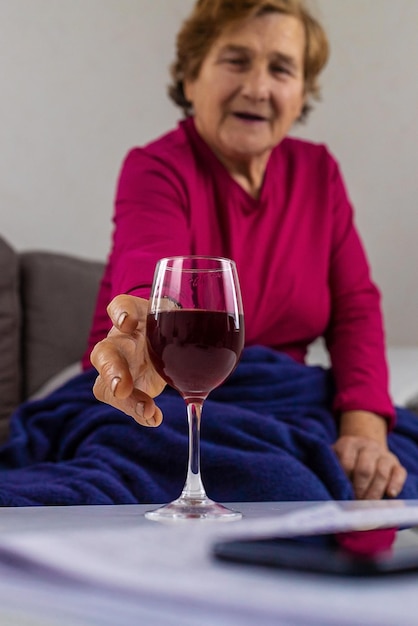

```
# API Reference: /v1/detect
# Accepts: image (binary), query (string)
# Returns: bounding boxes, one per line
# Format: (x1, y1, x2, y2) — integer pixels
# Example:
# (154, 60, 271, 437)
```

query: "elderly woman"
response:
(90, 0, 406, 502)
(3, 0, 418, 507)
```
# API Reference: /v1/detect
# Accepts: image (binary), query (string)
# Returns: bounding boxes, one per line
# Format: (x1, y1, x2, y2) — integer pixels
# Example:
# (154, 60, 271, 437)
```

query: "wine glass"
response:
(144, 256, 245, 521)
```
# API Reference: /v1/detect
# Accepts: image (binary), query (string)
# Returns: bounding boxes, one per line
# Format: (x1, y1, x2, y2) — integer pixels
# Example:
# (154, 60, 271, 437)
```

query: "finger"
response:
(361, 455, 394, 500)
(90, 339, 134, 398)
(106, 295, 148, 334)
(351, 447, 379, 499)
(93, 375, 162, 427)
(386, 463, 408, 499)
(332, 437, 358, 476)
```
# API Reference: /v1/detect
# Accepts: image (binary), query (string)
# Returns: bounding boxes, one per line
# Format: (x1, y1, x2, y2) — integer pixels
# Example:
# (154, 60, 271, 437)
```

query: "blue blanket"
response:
(1, 346, 418, 506)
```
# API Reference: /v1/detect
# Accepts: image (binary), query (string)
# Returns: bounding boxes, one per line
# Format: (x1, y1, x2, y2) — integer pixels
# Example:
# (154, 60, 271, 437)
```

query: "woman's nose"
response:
(241, 66, 270, 100)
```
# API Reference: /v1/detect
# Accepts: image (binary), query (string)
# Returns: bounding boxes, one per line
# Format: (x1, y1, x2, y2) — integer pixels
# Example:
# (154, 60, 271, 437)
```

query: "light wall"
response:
(0, 0, 417, 345)
(0, 0, 193, 260)
(293, 0, 418, 347)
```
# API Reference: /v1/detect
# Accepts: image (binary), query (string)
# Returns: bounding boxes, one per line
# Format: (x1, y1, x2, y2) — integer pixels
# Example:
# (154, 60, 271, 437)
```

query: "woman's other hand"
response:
(90, 295, 166, 427)
(332, 410, 407, 500)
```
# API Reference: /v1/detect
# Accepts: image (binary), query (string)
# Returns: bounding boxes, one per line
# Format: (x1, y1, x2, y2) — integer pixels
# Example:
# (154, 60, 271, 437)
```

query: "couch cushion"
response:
(20, 251, 104, 398)
(0, 236, 21, 442)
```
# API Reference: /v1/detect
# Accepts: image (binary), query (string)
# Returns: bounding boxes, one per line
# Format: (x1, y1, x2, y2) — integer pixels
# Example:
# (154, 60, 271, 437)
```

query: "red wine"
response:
(146, 309, 244, 399)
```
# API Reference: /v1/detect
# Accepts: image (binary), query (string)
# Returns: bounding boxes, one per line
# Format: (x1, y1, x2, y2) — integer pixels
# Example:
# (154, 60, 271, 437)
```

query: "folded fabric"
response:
(0, 345, 418, 506)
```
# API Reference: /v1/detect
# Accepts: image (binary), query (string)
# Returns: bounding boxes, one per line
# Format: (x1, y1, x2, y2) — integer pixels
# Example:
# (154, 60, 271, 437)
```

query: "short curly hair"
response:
(168, 0, 329, 123)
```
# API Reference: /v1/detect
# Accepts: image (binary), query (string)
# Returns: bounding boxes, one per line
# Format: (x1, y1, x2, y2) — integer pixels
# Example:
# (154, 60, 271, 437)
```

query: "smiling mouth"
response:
(232, 112, 268, 122)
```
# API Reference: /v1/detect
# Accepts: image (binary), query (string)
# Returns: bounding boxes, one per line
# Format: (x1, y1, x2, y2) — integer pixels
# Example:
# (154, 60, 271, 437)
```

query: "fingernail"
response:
(111, 376, 121, 396)
(117, 311, 128, 327)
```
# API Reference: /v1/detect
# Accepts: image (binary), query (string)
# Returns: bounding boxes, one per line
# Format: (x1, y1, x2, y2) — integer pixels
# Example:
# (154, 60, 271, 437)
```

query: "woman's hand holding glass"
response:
(90, 294, 166, 428)
(91, 257, 245, 522)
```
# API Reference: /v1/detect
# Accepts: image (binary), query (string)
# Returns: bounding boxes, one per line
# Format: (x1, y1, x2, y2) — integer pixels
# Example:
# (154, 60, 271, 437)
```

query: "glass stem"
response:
(182, 400, 207, 501)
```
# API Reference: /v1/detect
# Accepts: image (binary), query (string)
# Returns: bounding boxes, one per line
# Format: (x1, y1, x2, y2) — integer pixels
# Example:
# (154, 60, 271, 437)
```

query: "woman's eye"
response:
(271, 65, 290, 75)
(225, 57, 247, 68)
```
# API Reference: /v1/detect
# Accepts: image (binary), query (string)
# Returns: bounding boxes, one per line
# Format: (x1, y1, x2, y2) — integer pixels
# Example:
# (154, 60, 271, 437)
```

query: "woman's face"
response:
(185, 12, 306, 170)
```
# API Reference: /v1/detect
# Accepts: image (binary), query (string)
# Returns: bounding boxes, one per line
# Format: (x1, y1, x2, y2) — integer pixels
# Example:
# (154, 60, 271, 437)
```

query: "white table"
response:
(1, 501, 418, 626)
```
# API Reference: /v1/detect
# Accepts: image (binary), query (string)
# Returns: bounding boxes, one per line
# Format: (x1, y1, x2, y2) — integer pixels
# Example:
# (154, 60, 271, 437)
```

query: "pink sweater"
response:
(84, 117, 395, 425)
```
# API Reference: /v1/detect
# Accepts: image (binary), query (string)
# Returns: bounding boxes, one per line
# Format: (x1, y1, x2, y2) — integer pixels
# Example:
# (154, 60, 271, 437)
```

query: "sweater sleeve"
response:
(110, 147, 191, 299)
(324, 158, 396, 428)
(81, 145, 192, 370)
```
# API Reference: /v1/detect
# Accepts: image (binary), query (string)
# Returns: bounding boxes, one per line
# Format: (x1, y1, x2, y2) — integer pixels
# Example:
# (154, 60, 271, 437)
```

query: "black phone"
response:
(213, 527, 418, 577)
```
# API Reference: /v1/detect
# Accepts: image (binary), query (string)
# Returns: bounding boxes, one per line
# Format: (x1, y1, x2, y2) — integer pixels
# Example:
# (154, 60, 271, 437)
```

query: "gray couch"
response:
(0, 234, 104, 444)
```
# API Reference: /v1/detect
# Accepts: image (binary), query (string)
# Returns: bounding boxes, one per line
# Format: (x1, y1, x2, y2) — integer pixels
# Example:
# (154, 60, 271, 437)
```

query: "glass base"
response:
(145, 495, 242, 522)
